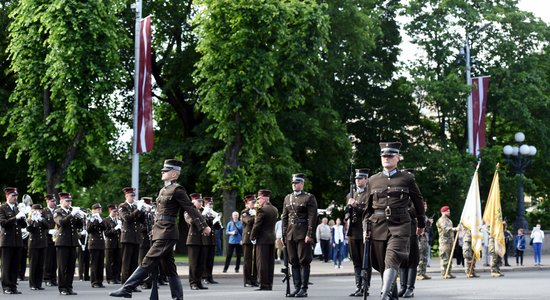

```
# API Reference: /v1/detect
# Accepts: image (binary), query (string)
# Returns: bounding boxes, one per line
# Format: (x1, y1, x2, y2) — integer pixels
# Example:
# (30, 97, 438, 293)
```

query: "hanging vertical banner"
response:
(137, 15, 153, 153)
(460, 162, 483, 260)
(471, 76, 489, 157)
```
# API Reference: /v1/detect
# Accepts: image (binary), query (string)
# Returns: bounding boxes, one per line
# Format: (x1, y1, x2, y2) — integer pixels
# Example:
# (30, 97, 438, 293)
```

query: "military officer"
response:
(345, 168, 371, 297)
(0, 187, 28, 294)
(43, 194, 59, 287)
(88, 203, 106, 288)
(185, 193, 209, 290)
(54, 192, 85, 295)
(201, 196, 220, 285)
(110, 159, 210, 300)
(281, 173, 318, 298)
(436, 205, 457, 279)
(241, 194, 259, 287)
(104, 204, 122, 284)
(362, 142, 425, 300)
(119, 187, 146, 287)
(250, 189, 278, 291)
(27, 204, 49, 290)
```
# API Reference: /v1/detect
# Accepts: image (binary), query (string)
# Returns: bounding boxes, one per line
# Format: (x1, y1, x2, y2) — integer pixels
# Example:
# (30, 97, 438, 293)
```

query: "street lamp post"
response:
(502, 132, 537, 231)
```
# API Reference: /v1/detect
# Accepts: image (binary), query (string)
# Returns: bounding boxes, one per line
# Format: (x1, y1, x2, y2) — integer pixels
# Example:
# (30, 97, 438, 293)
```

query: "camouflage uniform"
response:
(462, 228, 478, 277)
(488, 233, 503, 277)
(416, 229, 430, 279)
(436, 215, 454, 278)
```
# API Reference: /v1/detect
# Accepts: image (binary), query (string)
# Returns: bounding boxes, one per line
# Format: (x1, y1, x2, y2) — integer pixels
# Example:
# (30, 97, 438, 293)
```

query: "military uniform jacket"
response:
(104, 216, 121, 249)
(364, 169, 425, 241)
(281, 191, 318, 241)
(87, 218, 107, 250)
(201, 209, 216, 245)
(437, 215, 454, 245)
(27, 218, 49, 249)
(241, 207, 255, 245)
(43, 207, 56, 245)
(119, 201, 145, 244)
(155, 183, 207, 241)
(345, 188, 369, 239)
(250, 202, 278, 245)
(0, 203, 28, 247)
(140, 213, 154, 249)
(54, 208, 84, 247)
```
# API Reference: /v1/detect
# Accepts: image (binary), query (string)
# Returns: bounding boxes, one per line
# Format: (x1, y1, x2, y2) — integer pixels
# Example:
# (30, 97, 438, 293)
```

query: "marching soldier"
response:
(416, 200, 432, 280)
(109, 159, 210, 300)
(0, 187, 28, 294)
(54, 192, 85, 295)
(119, 187, 146, 287)
(43, 194, 58, 287)
(250, 189, 278, 291)
(345, 168, 371, 297)
(488, 225, 504, 277)
(202, 196, 220, 285)
(104, 204, 122, 284)
(27, 204, 49, 290)
(281, 173, 318, 298)
(88, 203, 106, 288)
(186, 193, 209, 290)
(362, 142, 425, 300)
(241, 194, 259, 287)
(437, 205, 457, 279)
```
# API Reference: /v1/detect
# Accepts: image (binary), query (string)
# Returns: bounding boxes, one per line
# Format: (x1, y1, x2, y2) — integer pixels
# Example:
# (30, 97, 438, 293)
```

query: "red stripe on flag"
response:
(471, 76, 489, 157)
(137, 16, 153, 153)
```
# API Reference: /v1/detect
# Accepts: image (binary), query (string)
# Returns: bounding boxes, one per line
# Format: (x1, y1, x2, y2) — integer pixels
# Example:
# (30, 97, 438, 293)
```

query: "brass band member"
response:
(43, 194, 58, 287)
(119, 187, 146, 287)
(88, 203, 106, 288)
(186, 193, 209, 290)
(27, 204, 49, 290)
(241, 194, 258, 287)
(202, 196, 221, 285)
(104, 204, 122, 284)
(281, 173, 318, 298)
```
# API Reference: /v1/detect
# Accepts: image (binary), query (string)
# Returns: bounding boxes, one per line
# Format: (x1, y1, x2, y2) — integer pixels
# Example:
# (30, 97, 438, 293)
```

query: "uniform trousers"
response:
(78, 246, 90, 280)
(141, 239, 178, 276)
(242, 243, 257, 284)
(121, 243, 139, 282)
(287, 239, 313, 266)
(202, 244, 215, 279)
(255, 243, 275, 288)
(56, 246, 77, 292)
(187, 244, 205, 286)
(1, 246, 22, 291)
(29, 247, 46, 288)
(105, 247, 121, 282)
(44, 242, 57, 284)
(90, 249, 105, 286)
(371, 236, 410, 272)
(348, 238, 364, 268)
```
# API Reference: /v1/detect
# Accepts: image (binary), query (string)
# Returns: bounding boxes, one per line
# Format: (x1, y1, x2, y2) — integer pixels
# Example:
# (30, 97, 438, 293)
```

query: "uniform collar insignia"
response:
(357, 188, 365, 193)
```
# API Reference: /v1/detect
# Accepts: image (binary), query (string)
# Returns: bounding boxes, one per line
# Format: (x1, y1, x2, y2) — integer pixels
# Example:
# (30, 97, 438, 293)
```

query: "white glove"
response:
(213, 214, 221, 225)
(71, 207, 81, 216)
(114, 224, 122, 231)
(249, 209, 256, 216)
(48, 229, 57, 235)
(251, 239, 257, 245)
(16, 211, 26, 219)
(31, 212, 41, 221)
(143, 203, 152, 211)
(136, 200, 144, 211)
(21, 228, 28, 234)
(202, 207, 211, 216)
(117, 219, 123, 227)
(80, 229, 88, 236)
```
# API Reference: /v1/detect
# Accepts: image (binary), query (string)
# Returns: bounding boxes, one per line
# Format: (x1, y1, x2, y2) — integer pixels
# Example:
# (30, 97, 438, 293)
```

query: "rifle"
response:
(281, 237, 291, 297)
(362, 222, 371, 300)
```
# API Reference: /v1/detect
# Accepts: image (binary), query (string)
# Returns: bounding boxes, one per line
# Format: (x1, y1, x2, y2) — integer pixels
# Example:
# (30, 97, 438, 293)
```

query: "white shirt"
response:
(333, 224, 344, 244)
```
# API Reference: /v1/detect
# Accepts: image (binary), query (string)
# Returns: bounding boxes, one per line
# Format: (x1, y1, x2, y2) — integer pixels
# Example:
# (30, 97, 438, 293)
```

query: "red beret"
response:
(440, 206, 450, 213)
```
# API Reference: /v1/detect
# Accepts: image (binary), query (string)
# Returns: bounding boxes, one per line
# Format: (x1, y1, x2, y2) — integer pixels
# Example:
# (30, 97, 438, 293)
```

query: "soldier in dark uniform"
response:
(77, 222, 90, 281)
(104, 204, 122, 284)
(110, 159, 210, 300)
(185, 193, 208, 290)
(0, 187, 28, 294)
(345, 168, 371, 297)
(362, 142, 425, 300)
(138, 197, 155, 289)
(241, 194, 259, 287)
(43, 194, 58, 287)
(202, 196, 221, 285)
(27, 204, 49, 290)
(250, 189, 278, 291)
(118, 187, 146, 287)
(54, 192, 85, 295)
(281, 173, 318, 298)
(88, 203, 106, 288)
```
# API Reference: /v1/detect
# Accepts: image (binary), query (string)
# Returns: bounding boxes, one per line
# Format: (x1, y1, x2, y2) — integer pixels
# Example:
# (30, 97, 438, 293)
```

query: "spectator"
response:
(503, 222, 513, 266)
(513, 228, 526, 266)
(315, 217, 331, 263)
(223, 211, 243, 273)
(275, 219, 283, 262)
(530, 224, 545, 266)
(331, 218, 345, 269)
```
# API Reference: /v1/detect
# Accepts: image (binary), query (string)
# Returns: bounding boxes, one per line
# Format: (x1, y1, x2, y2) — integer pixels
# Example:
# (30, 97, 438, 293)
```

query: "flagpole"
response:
(465, 36, 473, 155)
(131, 0, 142, 199)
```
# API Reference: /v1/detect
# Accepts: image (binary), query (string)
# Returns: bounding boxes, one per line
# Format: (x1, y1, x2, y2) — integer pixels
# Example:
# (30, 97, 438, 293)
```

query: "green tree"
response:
(6, 0, 124, 193)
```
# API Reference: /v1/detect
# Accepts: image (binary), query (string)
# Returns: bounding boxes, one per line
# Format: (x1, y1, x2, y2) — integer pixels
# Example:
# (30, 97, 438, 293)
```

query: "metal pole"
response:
(131, 0, 142, 199)
(516, 175, 527, 231)
(465, 37, 474, 155)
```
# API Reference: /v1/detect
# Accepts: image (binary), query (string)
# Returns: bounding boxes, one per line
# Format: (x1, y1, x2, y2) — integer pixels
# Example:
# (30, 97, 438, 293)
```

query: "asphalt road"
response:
(12, 269, 548, 300)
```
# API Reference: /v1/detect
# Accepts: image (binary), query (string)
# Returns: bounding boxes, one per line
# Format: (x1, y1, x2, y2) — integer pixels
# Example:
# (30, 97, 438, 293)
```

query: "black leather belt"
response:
(373, 207, 408, 216)
(155, 215, 176, 223)
(290, 219, 307, 225)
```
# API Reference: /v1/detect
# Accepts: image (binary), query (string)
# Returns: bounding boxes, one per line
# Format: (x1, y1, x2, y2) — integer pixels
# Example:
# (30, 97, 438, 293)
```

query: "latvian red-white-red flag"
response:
(137, 16, 153, 153)
(472, 76, 489, 157)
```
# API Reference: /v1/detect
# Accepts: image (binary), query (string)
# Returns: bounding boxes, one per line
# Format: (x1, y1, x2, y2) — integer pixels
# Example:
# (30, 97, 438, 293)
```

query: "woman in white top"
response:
(331, 218, 345, 268)
(530, 224, 545, 266)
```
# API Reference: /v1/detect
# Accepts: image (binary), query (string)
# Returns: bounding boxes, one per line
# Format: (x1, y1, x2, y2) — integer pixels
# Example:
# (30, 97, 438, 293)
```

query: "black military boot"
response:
(109, 267, 148, 298)
(398, 267, 408, 297)
(380, 268, 398, 300)
(403, 268, 416, 298)
(168, 276, 183, 300)
(288, 266, 302, 297)
(349, 267, 363, 297)
(295, 266, 310, 297)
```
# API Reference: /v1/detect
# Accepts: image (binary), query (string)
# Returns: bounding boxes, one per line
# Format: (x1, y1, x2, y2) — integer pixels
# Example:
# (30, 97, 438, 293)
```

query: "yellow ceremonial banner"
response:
(482, 164, 506, 258)
(460, 162, 483, 260)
